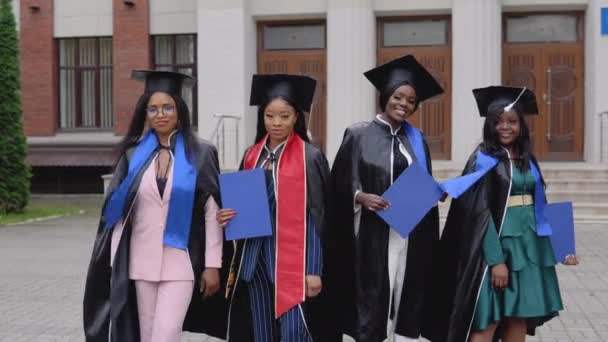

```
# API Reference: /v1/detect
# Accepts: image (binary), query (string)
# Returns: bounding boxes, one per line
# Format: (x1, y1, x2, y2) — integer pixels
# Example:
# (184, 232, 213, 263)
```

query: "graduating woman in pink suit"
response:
(83, 70, 229, 342)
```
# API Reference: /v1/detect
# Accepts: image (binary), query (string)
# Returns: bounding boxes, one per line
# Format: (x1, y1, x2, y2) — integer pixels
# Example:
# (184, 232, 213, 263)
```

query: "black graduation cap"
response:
(131, 70, 195, 96)
(472, 86, 539, 117)
(363, 54, 443, 102)
(250, 74, 317, 112)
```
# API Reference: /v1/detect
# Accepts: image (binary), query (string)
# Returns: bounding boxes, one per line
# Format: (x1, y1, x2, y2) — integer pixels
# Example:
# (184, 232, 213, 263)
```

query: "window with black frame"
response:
(153, 34, 198, 127)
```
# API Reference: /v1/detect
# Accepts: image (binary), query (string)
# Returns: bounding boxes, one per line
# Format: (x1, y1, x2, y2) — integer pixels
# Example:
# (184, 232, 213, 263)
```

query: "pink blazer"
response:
(110, 155, 222, 281)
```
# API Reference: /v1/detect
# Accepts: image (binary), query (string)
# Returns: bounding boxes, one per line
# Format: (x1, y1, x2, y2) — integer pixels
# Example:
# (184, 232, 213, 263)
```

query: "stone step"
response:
(439, 215, 608, 229)
(546, 190, 608, 204)
(573, 203, 608, 217)
(434, 178, 608, 193)
(539, 163, 608, 180)
(437, 200, 608, 222)
(435, 170, 608, 181)
(428, 162, 608, 224)
(545, 179, 608, 192)
(433, 162, 608, 180)
(433, 169, 463, 180)
(541, 170, 608, 180)
(573, 215, 608, 224)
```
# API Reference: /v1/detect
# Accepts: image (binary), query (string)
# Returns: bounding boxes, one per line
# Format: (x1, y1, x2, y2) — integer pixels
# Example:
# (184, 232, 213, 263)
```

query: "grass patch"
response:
(0, 207, 82, 225)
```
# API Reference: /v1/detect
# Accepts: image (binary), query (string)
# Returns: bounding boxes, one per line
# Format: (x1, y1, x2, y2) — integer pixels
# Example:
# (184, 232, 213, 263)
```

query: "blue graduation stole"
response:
(529, 161, 551, 236)
(402, 122, 496, 198)
(403, 121, 429, 173)
(442, 150, 552, 236)
(103, 130, 197, 249)
(440, 151, 499, 199)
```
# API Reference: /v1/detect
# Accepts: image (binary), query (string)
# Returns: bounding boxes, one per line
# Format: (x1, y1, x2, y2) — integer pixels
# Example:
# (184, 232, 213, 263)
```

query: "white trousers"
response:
(387, 228, 420, 342)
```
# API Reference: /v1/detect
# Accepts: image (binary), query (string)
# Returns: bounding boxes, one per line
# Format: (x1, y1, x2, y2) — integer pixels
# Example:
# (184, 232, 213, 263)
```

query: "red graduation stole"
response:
(243, 132, 307, 318)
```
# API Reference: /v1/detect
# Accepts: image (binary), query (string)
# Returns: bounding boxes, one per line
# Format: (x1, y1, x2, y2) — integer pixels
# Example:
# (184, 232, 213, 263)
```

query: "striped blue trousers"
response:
(246, 251, 312, 342)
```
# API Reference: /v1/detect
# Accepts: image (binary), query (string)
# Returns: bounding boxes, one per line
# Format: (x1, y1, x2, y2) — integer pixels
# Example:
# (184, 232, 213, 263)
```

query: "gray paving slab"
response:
(0, 212, 605, 341)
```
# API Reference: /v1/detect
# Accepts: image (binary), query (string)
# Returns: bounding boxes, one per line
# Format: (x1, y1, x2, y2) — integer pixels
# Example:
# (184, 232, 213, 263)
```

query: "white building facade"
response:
(196, 0, 608, 166)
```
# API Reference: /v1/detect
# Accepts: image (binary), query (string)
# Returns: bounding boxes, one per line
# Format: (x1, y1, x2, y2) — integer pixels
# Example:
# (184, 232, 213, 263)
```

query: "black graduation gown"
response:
(225, 142, 332, 342)
(83, 138, 231, 342)
(432, 148, 550, 342)
(325, 118, 440, 342)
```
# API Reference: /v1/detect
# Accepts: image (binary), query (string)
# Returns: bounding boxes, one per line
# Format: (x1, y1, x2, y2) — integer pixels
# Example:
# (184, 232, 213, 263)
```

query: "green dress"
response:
(473, 167, 563, 331)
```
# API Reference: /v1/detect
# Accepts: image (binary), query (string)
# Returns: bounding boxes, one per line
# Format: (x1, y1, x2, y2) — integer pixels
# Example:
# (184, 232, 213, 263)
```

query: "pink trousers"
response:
(134, 280, 194, 342)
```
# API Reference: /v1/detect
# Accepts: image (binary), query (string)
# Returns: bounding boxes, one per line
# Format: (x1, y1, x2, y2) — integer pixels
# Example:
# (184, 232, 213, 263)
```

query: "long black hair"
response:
(254, 96, 310, 144)
(379, 81, 420, 113)
(479, 101, 539, 173)
(116, 92, 200, 163)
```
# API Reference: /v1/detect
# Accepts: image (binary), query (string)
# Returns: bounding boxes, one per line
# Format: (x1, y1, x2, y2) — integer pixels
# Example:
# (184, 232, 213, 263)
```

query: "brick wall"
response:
(112, 0, 151, 135)
(20, 0, 57, 136)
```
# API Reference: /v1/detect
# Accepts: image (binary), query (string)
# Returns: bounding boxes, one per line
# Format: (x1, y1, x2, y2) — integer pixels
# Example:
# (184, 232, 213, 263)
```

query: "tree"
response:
(0, 0, 30, 214)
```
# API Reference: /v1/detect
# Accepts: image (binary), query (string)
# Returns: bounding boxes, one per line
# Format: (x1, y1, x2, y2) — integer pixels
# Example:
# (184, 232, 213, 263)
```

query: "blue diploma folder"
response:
(219, 168, 273, 241)
(545, 201, 576, 264)
(377, 162, 443, 238)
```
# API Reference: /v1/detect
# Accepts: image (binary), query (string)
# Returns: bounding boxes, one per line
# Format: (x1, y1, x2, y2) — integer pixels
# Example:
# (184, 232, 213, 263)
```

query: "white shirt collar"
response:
(375, 115, 413, 165)
(264, 140, 286, 154)
(375, 114, 402, 136)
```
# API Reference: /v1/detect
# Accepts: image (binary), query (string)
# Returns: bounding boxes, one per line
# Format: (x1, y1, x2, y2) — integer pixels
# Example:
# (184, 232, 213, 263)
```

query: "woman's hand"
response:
(200, 268, 220, 298)
(216, 208, 236, 228)
(355, 192, 390, 211)
(305, 275, 322, 298)
(564, 254, 579, 266)
(491, 263, 509, 290)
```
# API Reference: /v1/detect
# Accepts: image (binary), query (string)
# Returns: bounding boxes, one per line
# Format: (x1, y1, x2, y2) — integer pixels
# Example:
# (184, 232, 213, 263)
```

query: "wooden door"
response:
(257, 22, 327, 152)
(377, 18, 452, 160)
(502, 13, 584, 161)
(502, 45, 545, 154)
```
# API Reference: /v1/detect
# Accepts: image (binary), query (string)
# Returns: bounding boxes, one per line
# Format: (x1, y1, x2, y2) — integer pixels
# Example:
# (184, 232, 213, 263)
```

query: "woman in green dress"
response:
(433, 86, 577, 342)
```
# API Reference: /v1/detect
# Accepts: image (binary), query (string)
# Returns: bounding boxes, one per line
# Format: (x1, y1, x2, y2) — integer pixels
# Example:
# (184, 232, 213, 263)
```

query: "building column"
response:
(197, 0, 256, 169)
(326, 0, 376, 164)
(112, 0, 151, 135)
(20, 0, 56, 136)
(451, 0, 502, 162)
(585, 0, 608, 163)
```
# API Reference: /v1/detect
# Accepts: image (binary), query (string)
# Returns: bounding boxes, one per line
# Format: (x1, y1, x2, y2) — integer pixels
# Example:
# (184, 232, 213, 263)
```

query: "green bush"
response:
(0, 0, 30, 214)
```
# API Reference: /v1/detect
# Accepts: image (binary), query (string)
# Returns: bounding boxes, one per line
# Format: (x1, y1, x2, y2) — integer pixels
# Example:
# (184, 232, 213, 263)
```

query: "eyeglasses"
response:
(146, 104, 176, 117)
